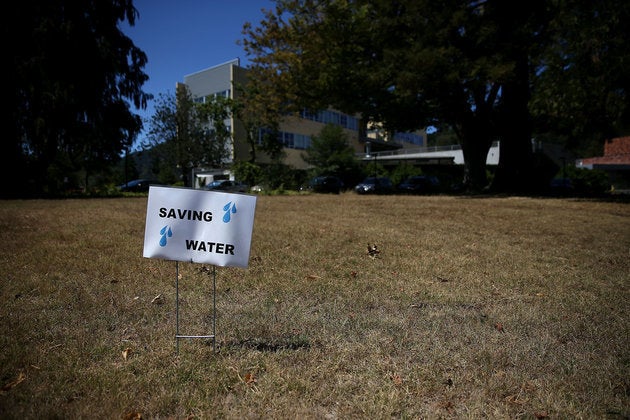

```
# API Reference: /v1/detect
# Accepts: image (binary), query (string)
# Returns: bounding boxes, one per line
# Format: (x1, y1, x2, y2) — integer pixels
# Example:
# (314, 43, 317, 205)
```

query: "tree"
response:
(302, 123, 360, 183)
(530, 0, 630, 156)
(233, 77, 284, 163)
(143, 91, 178, 182)
(144, 85, 234, 186)
(242, 0, 629, 193)
(2, 0, 151, 197)
(427, 126, 459, 148)
(196, 94, 235, 168)
(241, 0, 520, 191)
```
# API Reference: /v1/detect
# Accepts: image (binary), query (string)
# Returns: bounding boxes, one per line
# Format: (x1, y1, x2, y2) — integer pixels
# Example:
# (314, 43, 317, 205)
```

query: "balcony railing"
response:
(357, 142, 499, 158)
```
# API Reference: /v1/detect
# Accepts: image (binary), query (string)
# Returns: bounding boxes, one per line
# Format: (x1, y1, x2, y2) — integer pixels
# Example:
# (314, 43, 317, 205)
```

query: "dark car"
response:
(306, 176, 344, 194)
(354, 177, 394, 194)
(204, 180, 249, 193)
(397, 175, 440, 194)
(118, 179, 161, 192)
(548, 178, 574, 195)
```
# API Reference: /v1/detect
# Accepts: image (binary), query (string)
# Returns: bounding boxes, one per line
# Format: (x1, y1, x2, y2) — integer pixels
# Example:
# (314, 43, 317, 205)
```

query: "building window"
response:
(393, 132, 424, 146)
(258, 128, 311, 150)
(282, 132, 294, 148)
(294, 134, 311, 149)
(196, 90, 231, 104)
(300, 109, 358, 131)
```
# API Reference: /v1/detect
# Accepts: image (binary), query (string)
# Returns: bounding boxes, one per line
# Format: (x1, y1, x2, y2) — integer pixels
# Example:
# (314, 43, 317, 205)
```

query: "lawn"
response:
(0, 194, 628, 419)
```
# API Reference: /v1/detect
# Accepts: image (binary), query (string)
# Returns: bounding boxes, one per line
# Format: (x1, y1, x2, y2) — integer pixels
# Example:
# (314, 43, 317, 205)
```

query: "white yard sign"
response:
(143, 186, 257, 268)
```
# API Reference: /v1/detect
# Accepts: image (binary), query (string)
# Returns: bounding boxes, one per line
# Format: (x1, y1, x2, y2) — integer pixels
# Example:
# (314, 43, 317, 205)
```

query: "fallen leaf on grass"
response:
(495, 322, 504, 332)
(367, 243, 380, 259)
(504, 394, 528, 405)
(243, 373, 256, 385)
(122, 412, 142, 420)
(436, 399, 454, 413)
(391, 374, 403, 386)
(122, 348, 132, 361)
(534, 411, 549, 419)
(1, 372, 26, 393)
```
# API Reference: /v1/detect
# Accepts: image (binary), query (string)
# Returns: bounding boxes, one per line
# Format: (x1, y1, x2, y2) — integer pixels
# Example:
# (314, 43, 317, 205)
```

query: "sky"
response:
(121, 0, 275, 146)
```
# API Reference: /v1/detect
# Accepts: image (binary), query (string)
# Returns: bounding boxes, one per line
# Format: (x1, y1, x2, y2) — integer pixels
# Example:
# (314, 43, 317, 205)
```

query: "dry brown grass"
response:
(0, 194, 628, 419)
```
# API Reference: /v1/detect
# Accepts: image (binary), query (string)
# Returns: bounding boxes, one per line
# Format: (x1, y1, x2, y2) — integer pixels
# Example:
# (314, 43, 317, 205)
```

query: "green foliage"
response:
(260, 163, 307, 191)
(302, 124, 361, 179)
(361, 160, 389, 179)
(242, 0, 629, 193)
(427, 126, 459, 148)
(232, 161, 263, 188)
(144, 86, 235, 187)
(561, 167, 611, 195)
(3, 0, 151, 197)
(196, 95, 235, 168)
(390, 163, 423, 186)
(258, 128, 286, 162)
(233, 80, 284, 162)
(233, 161, 307, 192)
(530, 0, 630, 150)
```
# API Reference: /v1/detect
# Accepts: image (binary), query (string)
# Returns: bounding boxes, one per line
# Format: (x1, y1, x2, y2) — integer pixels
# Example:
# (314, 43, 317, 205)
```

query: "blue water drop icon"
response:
(222, 201, 237, 223)
(159, 225, 172, 247)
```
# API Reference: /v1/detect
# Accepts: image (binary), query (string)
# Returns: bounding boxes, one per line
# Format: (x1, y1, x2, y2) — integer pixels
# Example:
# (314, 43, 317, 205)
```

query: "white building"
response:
(182, 59, 426, 176)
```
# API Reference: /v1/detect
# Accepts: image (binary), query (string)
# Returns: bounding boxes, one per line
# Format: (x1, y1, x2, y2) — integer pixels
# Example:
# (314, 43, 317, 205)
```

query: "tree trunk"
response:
(492, 53, 535, 193)
(459, 115, 494, 193)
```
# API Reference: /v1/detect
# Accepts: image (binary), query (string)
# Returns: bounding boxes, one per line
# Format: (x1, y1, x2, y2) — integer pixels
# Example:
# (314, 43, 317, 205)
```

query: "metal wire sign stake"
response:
(174, 262, 217, 353)
(142, 186, 257, 354)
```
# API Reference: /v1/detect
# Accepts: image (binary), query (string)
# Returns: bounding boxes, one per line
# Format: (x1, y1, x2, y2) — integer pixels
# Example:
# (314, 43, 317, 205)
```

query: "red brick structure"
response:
(577, 136, 630, 167)
(576, 136, 630, 190)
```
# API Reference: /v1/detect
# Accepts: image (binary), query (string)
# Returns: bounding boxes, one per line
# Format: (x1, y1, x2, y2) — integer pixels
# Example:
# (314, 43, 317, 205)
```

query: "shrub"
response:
(390, 163, 423, 186)
(563, 166, 610, 195)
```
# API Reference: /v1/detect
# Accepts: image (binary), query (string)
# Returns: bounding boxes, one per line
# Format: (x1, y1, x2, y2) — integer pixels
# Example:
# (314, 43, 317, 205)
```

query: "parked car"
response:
(548, 178, 574, 195)
(117, 179, 161, 192)
(397, 175, 440, 194)
(305, 176, 344, 194)
(204, 180, 249, 193)
(354, 177, 394, 194)
(250, 185, 265, 193)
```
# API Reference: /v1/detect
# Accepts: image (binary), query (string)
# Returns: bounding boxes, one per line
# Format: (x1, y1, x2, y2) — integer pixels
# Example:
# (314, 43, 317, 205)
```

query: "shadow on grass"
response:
(223, 335, 312, 352)
(452, 191, 630, 203)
